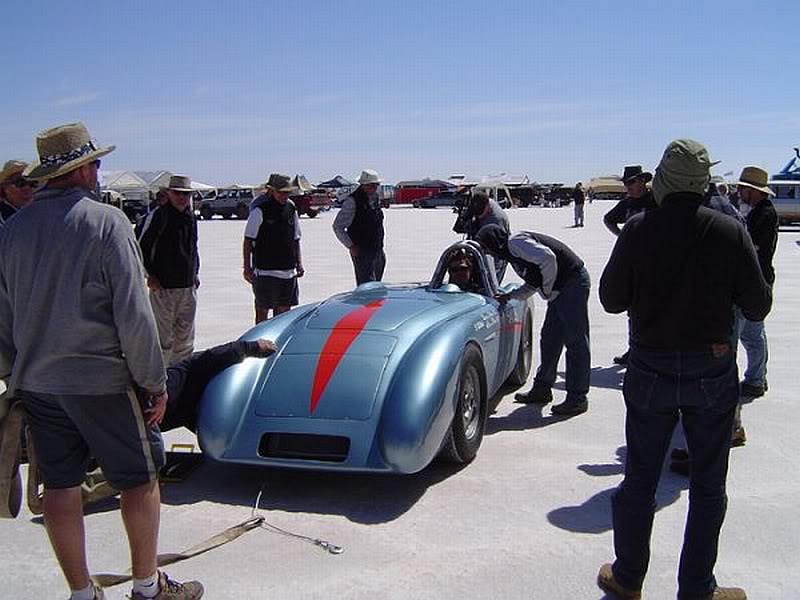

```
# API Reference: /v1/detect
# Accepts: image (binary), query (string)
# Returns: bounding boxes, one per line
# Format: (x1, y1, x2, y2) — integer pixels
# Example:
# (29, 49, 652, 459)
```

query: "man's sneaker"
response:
(514, 385, 552, 405)
(708, 585, 747, 599)
(551, 397, 588, 416)
(597, 563, 641, 599)
(130, 571, 204, 600)
(739, 382, 765, 398)
(731, 426, 747, 448)
(613, 350, 629, 366)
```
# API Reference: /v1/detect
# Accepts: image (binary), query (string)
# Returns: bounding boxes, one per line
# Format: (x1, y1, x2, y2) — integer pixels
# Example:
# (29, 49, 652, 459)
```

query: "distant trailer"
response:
(394, 180, 452, 205)
(588, 177, 625, 200)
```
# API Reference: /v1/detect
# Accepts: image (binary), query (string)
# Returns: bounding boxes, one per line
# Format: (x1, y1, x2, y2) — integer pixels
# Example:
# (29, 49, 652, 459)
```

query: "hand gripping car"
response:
(197, 241, 533, 473)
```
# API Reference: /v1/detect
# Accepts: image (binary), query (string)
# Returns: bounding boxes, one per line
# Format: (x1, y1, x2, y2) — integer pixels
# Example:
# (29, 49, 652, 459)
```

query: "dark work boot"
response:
(514, 383, 552, 405)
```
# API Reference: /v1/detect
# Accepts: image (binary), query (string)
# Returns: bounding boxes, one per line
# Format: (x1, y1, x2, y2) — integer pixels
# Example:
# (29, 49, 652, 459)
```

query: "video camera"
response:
(452, 194, 482, 237)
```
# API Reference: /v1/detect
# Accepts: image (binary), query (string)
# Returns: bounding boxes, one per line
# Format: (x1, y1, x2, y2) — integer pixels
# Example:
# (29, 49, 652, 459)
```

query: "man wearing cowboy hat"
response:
(243, 173, 304, 323)
(0, 123, 202, 599)
(333, 169, 387, 285)
(604, 165, 658, 365)
(139, 174, 201, 367)
(0, 160, 36, 228)
(735, 166, 778, 399)
(597, 139, 770, 600)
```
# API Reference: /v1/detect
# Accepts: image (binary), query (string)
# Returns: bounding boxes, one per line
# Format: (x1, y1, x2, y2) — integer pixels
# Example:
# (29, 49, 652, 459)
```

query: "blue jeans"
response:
(611, 344, 738, 600)
(351, 248, 386, 285)
(734, 307, 767, 387)
(533, 267, 591, 399)
(574, 203, 585, 226)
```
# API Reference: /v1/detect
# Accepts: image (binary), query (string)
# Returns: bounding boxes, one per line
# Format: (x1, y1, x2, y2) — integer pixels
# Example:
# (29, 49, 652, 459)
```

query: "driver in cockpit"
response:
(446, 250, 482, 293)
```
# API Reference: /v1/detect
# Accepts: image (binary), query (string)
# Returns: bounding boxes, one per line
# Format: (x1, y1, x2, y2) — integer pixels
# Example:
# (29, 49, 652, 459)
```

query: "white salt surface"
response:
(2, 203, 798, 599)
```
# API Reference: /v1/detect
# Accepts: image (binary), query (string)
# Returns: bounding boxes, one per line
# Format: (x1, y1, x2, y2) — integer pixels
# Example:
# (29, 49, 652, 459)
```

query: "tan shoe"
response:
(709, 586, 747, 599)
(130, 571, 203, 600)
(597, 563, 641, 599)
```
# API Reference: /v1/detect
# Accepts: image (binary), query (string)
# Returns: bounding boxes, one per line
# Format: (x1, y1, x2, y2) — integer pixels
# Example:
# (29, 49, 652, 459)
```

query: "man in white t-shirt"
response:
(243, 173, 303, 323)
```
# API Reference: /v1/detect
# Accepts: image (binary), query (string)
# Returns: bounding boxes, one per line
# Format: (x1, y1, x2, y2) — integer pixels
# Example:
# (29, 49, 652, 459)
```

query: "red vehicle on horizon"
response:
(393, 179, 453, 206)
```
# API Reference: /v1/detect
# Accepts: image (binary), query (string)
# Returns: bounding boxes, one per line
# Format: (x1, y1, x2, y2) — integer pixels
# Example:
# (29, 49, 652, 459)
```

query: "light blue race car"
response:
(197, 241, 533, 473)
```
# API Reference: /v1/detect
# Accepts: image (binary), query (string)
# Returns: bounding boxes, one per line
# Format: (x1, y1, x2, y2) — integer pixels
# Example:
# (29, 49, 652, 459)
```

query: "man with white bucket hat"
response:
(333, 169, 387, 285)
(0, 122, 203, 600)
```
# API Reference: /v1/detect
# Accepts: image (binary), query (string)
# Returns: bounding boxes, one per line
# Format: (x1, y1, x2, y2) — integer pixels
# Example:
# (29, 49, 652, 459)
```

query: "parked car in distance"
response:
(769, 180, 800, 225)
(413, 190, 467, 209)
(199, 187, 255, 220)
(292, 190, 334, 218)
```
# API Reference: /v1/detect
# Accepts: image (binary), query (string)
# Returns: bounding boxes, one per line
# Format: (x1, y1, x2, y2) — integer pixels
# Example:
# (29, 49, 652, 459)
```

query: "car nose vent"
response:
(258, 433, 350, 462)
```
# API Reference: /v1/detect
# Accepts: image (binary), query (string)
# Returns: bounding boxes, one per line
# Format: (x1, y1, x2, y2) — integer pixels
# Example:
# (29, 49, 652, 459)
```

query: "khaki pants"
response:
(150, 287, 197, 366)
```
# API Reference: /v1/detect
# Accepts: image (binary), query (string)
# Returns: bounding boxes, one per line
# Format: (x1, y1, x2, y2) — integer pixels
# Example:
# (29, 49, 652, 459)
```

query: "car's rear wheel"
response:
(506, 307, 533, 386)
(236, 205, 249, 219)
(200, 207, 213, 220)
(442, 345, 487, 463)
(307, 208, 318, 218)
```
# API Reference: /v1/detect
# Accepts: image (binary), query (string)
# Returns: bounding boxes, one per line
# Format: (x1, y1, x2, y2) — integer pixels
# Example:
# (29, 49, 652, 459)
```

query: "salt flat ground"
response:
(2, 203, 798, 599)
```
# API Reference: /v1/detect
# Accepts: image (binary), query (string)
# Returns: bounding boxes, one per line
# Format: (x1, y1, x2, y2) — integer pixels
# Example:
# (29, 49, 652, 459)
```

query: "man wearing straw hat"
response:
(243, 173, 304, 323)
(734, 166, 778, 401)
(139, 174, 201, 366)
(333, 169, 386, 285)
(0, 123, 202, 599)
(0, 160, 36, 228)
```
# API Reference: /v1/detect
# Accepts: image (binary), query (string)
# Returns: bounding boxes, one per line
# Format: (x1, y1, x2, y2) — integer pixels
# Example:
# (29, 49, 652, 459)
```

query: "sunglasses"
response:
(9, 177, 37, 188)
(448, 265, 471, 273)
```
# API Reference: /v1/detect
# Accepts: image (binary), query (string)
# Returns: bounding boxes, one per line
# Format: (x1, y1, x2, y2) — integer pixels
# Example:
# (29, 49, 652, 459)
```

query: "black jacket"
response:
(347, 187, 384, 251)
(603, 191, 657, 226)
(600, 192, 771, 350)
(745, 198, 778, 285)
(252, 197, 298, 270)
(139, 203, 199, 288)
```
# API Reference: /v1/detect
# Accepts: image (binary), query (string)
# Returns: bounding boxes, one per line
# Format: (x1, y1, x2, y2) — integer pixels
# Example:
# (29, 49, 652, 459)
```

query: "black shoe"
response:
(551, 397, 588, 416)
(740, 382, 765, 398)
(613, 351, 629, 366)
(514, 386, 552, 405)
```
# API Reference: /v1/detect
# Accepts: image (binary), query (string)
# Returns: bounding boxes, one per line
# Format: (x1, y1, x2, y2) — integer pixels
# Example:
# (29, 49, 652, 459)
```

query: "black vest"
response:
(511, 232, 584, 292)
(347, 188, 384, 251)
(254, 197, 298, 270)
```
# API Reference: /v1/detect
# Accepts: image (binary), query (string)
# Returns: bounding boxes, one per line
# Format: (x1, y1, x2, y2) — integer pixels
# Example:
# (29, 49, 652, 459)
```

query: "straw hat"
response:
(358, 169, 382, 185)
(737, 166, 774, 197)
(0, 160, 29, 186)
(167, 175, 194, 192)
(265, 173, 296, 193)
(23, 122, 114, 181)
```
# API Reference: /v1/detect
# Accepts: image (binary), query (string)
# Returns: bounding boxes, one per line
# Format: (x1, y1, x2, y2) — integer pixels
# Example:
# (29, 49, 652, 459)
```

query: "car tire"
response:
(307, 208, 318, 218)
(236, 205, 249, 219)
(506, 307, 533, 386)
(200, 207, 213, 220)
(442, 345, 487, 464)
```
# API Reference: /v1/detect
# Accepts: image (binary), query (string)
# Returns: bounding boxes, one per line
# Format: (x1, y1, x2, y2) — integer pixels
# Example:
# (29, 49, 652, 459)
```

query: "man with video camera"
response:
(453, 190, 510, 283)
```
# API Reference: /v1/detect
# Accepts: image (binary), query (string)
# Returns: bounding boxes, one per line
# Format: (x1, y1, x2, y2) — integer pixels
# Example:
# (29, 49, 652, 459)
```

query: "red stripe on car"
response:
(310, 299, 385, 414)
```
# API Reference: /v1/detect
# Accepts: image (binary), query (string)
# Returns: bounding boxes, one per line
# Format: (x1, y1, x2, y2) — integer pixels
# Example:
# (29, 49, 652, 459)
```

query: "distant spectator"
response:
(573, 182, 585, 227)
(0, 160, 35, 228)
(243, 173, 304, 323)
(333, 169, 386, 285)
(139, 175, 200, 366)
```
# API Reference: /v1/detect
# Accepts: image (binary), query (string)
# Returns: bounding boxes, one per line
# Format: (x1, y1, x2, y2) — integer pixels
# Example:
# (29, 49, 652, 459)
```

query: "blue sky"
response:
(2, 0, 798, 185)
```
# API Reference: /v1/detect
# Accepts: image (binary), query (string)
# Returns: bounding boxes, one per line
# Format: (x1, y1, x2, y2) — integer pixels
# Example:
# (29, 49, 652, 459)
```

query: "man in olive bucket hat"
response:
(0, 123, 203, 600)
(598, 139, 770, 600)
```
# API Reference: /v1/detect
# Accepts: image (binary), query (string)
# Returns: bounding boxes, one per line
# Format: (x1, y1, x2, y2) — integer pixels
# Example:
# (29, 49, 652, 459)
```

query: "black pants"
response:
(351, 248, 386, 285)
(611, 344, 738, 599)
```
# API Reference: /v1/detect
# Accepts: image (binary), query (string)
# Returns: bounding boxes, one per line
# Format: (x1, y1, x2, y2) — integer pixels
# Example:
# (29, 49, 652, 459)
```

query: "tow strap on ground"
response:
(92, 480, 343, 589)
(92, 515, 266, 588)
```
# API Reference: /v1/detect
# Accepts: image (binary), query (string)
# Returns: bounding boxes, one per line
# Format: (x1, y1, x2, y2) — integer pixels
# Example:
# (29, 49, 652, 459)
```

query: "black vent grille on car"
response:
(258, 433, 350, 462)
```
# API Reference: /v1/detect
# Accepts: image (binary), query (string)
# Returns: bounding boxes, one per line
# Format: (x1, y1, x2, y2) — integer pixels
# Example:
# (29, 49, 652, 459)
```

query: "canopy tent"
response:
(292, 174, 315, 192)
(317, 175, 354, 188)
